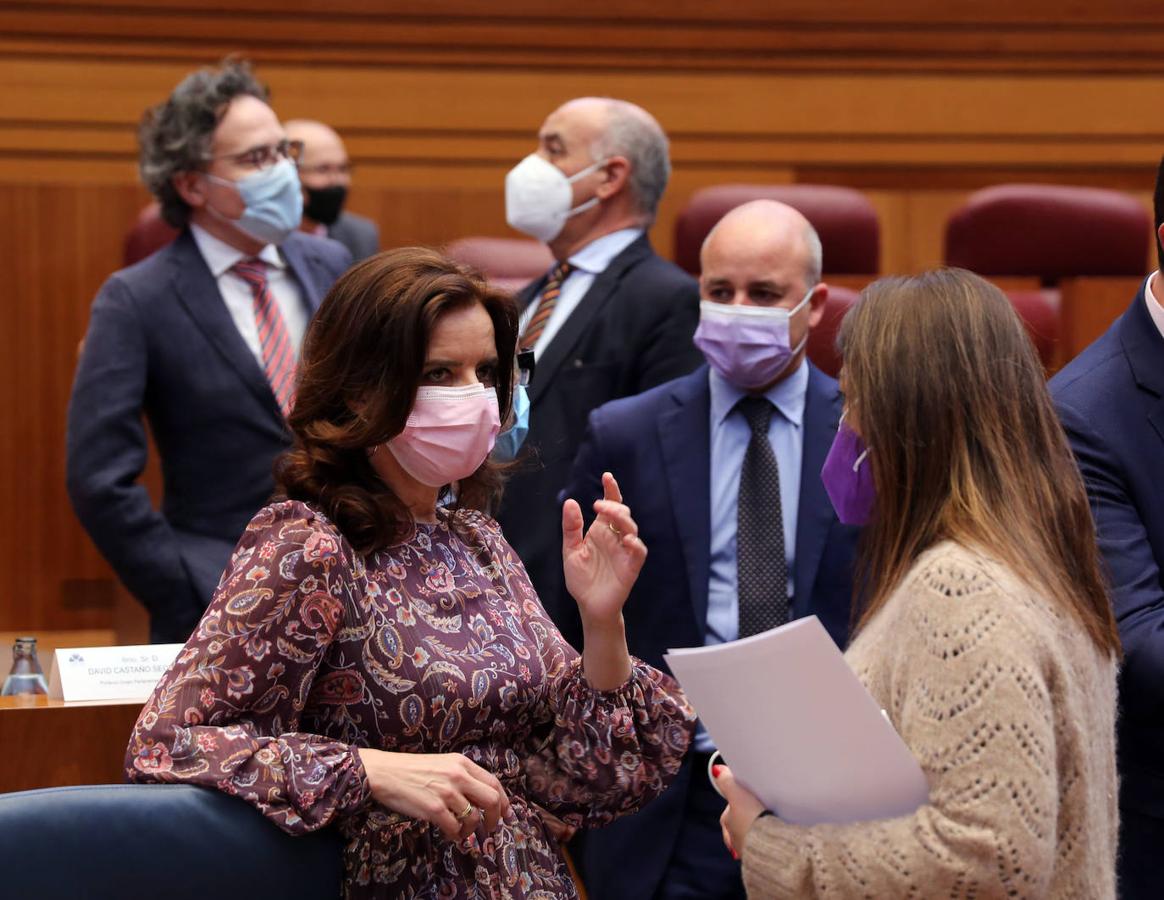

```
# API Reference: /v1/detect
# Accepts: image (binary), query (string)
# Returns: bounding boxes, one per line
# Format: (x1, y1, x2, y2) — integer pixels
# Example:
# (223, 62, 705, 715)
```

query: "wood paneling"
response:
(4, 0, 1164, 73)
(0, 695, 140, 792)
(0, 3, 1159, 633)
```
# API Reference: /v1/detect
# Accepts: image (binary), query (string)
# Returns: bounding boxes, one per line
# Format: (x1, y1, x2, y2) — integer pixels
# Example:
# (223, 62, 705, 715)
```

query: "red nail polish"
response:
(712, 765, 723, 777)
(731, 849, 739, 861)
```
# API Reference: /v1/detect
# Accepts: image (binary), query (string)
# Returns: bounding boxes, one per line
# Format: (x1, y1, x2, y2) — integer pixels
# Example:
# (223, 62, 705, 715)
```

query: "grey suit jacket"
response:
(327, 211, 379, 262)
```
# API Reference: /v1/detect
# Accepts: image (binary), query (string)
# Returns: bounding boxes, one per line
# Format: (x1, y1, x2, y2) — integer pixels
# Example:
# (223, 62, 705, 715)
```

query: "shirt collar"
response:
(190, 223, 285, 278)
(1145, 271, 1164, 342)
(565, 227, 643, 275)
(708, 358, 809, 430)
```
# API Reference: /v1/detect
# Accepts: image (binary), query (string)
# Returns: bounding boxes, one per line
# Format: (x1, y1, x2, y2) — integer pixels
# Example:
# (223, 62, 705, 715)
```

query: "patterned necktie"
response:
(520, 261, 573, 349)
(736, 396, 789, 637)
(232, 259, 296, 417)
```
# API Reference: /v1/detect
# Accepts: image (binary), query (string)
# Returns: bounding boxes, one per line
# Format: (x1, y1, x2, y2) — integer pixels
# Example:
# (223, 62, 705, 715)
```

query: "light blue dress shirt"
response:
(695, 360, 808, 752)
(517, 227, 643, 359)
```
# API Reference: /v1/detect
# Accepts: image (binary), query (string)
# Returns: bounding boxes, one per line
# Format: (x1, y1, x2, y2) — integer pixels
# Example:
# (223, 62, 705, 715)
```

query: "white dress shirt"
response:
(190, 224, 309, 365)
(518, 227, 643, 358)
(1145, 271, 1164, 342)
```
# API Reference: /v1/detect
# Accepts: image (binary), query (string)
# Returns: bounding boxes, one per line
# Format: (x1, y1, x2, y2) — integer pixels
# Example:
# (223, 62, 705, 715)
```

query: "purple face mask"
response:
(692, 290, 813, 390)
(821, 417, 875, 525)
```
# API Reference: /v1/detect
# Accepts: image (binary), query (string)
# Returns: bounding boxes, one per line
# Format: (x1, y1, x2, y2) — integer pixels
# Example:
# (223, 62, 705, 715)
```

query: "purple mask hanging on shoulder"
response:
(821, 418, 876, 525)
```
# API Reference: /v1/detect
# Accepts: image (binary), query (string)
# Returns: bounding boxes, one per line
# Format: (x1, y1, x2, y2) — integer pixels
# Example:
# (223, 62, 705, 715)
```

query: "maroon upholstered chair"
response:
(1005, 289, 1060, 369)
(445, 236, 554, 294)
(806, 285, 861, 379)
(945, 184, 1151, 369)
(944, 184, 1151, 280)
(123, 202, 179, 267)
(673, 185, 881, 277)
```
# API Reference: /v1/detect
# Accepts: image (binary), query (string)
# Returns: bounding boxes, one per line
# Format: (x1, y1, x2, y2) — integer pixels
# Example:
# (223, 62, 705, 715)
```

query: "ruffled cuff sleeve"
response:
(523, 656, 695, 829)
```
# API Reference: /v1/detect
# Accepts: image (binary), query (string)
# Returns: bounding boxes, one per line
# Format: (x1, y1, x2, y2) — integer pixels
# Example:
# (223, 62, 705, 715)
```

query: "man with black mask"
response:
(285, 119, 380, 262)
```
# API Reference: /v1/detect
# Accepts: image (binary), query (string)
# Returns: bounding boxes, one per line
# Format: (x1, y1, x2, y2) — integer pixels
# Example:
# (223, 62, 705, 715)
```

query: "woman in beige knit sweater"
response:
(715, 268, 1121, 898)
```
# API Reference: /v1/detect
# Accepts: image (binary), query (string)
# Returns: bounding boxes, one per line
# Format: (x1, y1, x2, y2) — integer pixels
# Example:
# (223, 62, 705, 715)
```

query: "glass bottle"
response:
(1, 636, 48, 696)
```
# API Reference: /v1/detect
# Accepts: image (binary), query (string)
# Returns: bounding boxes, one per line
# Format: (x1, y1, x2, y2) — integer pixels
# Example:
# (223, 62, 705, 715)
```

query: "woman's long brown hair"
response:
(276, 247, 518, 554)
(839, 268, 1120, 658)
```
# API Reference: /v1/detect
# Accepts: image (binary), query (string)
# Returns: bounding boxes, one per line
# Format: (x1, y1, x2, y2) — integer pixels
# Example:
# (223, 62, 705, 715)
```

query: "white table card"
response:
(47, 643, 183, 703)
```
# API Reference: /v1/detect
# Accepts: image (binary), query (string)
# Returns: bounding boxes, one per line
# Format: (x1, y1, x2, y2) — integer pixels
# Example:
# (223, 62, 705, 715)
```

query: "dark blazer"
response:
(1050, 282, 1164, 898)
(327, 211, 379, 263)
(66, 228, 351, 643)
(495, 234, 702, 625)
(562, 363, 859, 900)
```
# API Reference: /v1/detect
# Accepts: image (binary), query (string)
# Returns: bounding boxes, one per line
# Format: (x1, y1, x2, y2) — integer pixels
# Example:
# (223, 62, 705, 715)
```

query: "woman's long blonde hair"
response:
(839, 268, 1120, 657)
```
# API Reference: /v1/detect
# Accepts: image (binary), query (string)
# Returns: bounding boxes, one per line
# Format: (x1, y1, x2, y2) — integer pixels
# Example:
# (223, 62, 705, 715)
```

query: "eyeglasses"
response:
(297, 162, 353, 177)
(203, 139, 304, 171)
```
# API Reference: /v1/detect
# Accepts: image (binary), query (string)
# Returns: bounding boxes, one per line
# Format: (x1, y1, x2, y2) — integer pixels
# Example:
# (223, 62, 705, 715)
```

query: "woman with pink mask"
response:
(126, 248, 695, 899)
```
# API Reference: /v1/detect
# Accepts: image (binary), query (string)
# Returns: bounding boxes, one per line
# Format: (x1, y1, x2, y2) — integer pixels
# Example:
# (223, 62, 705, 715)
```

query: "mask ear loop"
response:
(852, 448, 870, 473)
(563, 157, 611, 220)
(783, 283, 818, 359)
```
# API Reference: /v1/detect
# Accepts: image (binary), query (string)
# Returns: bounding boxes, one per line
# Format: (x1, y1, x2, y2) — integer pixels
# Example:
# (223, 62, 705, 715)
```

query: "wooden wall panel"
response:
(1, 2, 1161, 633)
(4, 0, 1164, 73)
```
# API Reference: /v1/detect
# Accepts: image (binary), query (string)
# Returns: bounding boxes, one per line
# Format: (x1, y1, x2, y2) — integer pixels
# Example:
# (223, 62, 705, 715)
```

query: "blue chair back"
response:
(0, 783, 344, 898)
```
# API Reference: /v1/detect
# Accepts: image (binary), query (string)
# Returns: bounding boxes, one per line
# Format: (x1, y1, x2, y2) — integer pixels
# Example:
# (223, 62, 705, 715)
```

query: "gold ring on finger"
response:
(608, 522, 623, 538)
(455, 802, 474, 821)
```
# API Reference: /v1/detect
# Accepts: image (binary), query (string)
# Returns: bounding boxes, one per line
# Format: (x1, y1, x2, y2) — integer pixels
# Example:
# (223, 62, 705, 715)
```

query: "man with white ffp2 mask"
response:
(496, 96, 702, 635)
(561, 200, 861, 900)
(66, 59, 351, 644)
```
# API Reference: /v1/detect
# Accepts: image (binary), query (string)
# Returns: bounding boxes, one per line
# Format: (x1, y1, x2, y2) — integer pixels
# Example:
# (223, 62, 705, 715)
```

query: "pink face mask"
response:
(387, 384, 501, 487)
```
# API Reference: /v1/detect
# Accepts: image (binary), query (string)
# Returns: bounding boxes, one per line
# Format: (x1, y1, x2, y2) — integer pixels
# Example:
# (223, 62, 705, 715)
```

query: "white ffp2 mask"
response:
(505, 154, 607, 243)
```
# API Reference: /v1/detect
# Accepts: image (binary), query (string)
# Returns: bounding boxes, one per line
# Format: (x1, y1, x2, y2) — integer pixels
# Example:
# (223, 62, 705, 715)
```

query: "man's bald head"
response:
(284, 119, 350, 189)
(542, 97, 670, 219)
(284, 119, 341, 147)
(701, 200, 822, 290)
(697, 199, 828, 388)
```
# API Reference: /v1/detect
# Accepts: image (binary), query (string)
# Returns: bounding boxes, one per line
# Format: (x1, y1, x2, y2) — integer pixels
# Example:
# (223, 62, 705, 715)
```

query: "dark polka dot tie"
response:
(736, 396, 789, 637)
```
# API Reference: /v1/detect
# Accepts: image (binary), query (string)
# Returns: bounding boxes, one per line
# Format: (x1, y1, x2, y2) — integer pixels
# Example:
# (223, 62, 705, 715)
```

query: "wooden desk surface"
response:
(0, 695, 143, 794)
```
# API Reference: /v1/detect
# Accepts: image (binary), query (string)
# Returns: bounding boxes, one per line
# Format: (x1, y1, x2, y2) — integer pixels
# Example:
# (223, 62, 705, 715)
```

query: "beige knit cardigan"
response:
(742, 541, 1118, 899)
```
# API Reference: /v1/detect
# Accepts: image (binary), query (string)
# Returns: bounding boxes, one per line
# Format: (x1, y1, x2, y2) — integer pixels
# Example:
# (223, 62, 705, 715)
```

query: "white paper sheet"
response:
(664, 615, 929, 826)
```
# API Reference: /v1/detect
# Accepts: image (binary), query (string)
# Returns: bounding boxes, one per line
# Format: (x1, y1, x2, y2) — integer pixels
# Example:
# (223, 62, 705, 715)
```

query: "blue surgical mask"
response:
(493, 382, 531, 461)
(204, 158, 303, 245)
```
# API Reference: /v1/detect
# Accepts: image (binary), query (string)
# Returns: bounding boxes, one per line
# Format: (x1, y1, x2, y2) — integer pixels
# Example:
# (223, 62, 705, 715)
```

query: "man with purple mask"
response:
(562, 199, 861, 900)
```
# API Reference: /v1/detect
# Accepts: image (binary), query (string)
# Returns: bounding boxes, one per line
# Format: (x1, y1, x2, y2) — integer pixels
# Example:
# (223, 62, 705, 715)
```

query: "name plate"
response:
(47, 644, 183, 703)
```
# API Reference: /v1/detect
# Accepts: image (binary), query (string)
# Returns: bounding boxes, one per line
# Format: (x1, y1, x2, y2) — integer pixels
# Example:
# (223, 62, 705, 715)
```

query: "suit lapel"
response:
(281, 234, 325, 314)
(528, 236, 652, 407)
(516, 277, 543, 316)
(657, 369, 713, 638)
(793, 364, 842, 615)
(1119, 283, 1164, 449)
(168, 230, 283, 423)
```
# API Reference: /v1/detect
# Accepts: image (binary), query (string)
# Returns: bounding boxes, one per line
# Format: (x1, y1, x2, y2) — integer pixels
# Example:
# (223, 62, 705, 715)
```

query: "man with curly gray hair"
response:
(66, 59, 352, 643)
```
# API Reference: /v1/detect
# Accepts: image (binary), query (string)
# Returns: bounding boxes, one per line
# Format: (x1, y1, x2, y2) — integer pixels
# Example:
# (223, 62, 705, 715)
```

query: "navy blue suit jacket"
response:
(1050, 284, 1164, 842)
(66, 228, 350, 643)
(496, 235, 702, 626)
(561, 363, 859, 900)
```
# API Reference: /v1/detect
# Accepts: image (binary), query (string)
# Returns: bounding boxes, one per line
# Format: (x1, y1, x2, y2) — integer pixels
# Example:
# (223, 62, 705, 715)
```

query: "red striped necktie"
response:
(232, 258, 296, 417)
(520, 261, 573, 350)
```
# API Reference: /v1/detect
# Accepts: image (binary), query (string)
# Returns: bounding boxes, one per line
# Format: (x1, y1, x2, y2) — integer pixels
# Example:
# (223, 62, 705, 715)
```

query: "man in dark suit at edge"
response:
(563, 200, 860, 899)
(1049, 157, 1164, 900)
(67, 60, 351, 643)
(496, 96, 702, 629)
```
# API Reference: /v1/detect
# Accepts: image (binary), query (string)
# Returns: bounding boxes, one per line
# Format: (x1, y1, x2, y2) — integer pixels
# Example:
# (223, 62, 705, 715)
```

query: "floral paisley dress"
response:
(126, 500, 695, 899)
